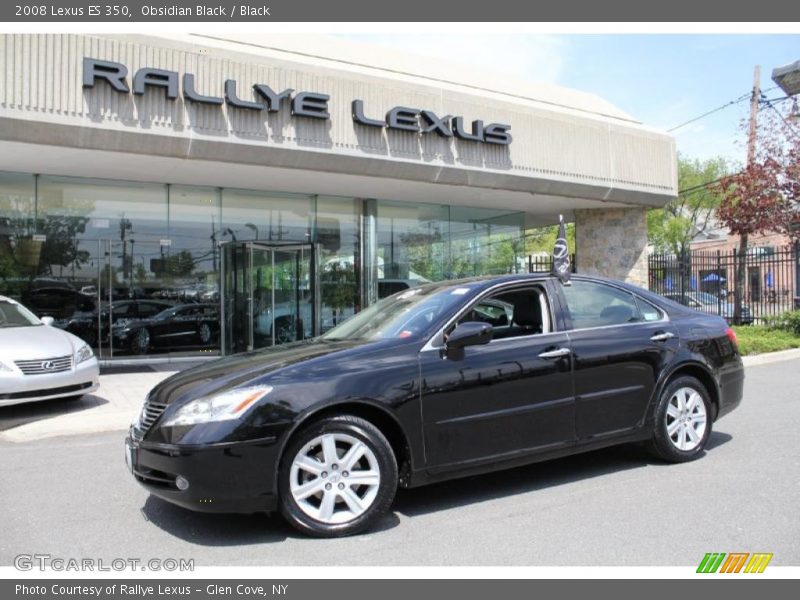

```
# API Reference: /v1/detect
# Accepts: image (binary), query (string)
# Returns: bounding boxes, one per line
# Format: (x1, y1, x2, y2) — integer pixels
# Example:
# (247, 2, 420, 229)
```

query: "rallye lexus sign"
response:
(83, 58, 512, 145)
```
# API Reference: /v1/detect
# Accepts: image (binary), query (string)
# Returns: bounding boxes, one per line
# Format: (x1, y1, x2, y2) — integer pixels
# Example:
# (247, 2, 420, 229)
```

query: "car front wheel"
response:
(130, 329, 150, 354)
(648, 376, 713, 462)
(278, 415, 397, 537)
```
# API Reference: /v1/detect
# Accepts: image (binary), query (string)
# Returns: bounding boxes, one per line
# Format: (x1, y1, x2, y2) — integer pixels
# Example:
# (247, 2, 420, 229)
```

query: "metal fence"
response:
(527, 254, 577, 274)
(648, 244, 800, 325)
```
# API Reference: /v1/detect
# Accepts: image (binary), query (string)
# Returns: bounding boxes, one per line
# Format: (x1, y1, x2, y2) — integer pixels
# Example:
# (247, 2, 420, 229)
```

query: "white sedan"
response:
(0, 295, 99, 407)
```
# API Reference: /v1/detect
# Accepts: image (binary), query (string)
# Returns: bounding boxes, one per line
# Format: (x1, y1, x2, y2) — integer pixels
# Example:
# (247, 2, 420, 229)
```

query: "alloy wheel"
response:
(288, 432, 381, 525)
(666, 386, 708, 451)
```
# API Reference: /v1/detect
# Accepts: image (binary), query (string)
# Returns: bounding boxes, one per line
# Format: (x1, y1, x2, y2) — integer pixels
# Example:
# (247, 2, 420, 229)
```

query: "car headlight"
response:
(75, 344, 93, 364)
(0, 361, 14, 372)
(163, 386, 273, 427)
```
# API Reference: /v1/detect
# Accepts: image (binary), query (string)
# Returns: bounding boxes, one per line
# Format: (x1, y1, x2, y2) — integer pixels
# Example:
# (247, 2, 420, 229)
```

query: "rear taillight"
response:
(725, 327, 738, 347)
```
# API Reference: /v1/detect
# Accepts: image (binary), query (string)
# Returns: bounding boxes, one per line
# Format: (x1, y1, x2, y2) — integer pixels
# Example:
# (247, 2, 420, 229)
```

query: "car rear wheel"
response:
(648, 376, 712, 462)
(278, 415, 397, 537)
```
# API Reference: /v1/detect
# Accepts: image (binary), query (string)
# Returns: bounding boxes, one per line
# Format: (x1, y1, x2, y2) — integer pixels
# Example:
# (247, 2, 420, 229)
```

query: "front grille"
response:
(14, 355, 72, 375)
(139, 399, 168, 431)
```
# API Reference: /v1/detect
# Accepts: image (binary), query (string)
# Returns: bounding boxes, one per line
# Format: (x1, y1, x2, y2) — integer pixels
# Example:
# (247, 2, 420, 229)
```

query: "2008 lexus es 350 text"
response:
(125, 274, 744, 537)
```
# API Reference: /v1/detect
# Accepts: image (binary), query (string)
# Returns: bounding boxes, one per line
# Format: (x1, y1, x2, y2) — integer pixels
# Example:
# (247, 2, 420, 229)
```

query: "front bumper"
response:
(125, 428, 283, 514)
(0, 358, 100, 407)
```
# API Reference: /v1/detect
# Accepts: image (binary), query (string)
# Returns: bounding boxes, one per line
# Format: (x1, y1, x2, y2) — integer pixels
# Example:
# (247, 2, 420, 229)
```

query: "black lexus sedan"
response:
(112, 303, 219, 354)
(125, 274, 744, 537)
(57, 299, 173, 347)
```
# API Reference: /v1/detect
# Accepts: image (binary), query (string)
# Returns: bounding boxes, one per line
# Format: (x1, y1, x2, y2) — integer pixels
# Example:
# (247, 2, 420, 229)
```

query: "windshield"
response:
(322, 284, 471, 341)
(0, 300, 41, 327)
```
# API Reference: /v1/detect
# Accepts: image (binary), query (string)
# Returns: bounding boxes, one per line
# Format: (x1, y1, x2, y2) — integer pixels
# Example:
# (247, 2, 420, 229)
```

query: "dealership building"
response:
(0, 33, 676, 359)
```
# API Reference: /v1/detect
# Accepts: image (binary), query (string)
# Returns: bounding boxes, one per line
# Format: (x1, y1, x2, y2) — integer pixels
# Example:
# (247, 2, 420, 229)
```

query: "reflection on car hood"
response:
(112, 317, 155, 330)
(0, 325, 78, 361)
(147, 339, 366, 406)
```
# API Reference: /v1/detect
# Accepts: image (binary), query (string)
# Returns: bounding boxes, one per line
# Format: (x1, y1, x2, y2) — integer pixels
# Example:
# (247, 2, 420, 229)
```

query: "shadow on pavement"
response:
(394, 431, 733, 517)
(0, 394, 108, 432)
(141, 496, 293, 545)
(141, 495, 402, 544)
(138, 432, 732, 542)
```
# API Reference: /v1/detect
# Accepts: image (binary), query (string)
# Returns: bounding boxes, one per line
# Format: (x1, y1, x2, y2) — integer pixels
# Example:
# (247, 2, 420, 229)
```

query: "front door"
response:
(221, 242, 316, 355)
(419, 283, 575, 471)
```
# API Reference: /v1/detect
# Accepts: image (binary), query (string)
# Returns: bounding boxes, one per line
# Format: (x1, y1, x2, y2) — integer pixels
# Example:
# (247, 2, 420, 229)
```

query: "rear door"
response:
(557, 279, 679, 440)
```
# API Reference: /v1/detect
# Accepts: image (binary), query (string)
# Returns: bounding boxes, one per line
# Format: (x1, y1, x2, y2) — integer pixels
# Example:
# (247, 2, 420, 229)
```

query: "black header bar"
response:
(2, 0, 800, 22)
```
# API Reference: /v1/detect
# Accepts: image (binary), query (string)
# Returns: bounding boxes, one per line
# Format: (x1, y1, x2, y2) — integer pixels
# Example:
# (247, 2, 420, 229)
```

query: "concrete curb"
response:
(741, 347, 800, 367)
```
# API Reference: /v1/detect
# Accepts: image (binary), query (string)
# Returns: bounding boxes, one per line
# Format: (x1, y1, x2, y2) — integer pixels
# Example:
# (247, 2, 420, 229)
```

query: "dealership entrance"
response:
(220, 241, 317, 355)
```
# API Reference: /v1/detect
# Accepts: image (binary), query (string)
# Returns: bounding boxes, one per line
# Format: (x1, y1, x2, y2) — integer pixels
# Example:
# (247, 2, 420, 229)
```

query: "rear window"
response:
(562, 280, 641, 329)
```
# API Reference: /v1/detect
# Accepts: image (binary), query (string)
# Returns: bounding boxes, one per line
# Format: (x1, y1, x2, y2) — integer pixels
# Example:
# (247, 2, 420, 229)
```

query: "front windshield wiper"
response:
(0, 323, 27, 328)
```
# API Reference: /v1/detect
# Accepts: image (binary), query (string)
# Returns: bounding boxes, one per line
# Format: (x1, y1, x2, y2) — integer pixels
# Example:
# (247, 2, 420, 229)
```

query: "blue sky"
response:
(342, 34, 799, 167)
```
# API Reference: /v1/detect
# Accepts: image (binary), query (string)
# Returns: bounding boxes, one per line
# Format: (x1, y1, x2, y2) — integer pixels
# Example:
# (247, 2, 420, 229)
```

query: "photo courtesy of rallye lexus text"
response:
(125, 272, 744, 537)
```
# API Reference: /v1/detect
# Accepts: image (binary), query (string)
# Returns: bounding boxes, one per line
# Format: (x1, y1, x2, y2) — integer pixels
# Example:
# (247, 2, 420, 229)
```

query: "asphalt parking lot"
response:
(1, 359, 798, 567)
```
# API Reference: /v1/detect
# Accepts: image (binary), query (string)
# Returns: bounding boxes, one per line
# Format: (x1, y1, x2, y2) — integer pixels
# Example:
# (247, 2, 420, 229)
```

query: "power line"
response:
(667, 93, 750, 133)
(678, 176, 727, 196)
(762, 98, 800, 139)
(667, 85, 780, 133)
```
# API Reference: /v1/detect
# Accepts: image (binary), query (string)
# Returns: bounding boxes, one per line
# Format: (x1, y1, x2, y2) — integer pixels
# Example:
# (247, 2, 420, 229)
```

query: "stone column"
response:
(574, 207, 649, 288)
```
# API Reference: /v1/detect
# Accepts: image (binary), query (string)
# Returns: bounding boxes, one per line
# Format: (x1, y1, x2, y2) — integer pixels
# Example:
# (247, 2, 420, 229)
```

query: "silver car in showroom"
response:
(0, 295, 99, 407)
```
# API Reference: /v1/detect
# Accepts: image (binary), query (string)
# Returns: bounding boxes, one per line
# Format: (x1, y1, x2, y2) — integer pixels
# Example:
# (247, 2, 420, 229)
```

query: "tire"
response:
(275, 318, 295, 344)
(648, 376, 713, 463)
(130, 328, 150, 355)
(278, 415, 398, 538)
(198, 323, 212, 345)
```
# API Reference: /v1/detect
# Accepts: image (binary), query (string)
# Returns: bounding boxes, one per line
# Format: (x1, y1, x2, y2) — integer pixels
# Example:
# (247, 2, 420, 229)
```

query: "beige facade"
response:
(0, 33, 677, 283)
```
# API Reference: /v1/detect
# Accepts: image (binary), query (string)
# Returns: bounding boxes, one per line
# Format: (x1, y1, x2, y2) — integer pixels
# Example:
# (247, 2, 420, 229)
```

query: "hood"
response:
(147, 339, 367, 406)
(0, 325, 82, 361)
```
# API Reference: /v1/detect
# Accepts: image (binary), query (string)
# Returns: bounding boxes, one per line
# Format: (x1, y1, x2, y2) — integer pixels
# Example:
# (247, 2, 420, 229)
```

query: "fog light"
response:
(175, 475, 190, 491)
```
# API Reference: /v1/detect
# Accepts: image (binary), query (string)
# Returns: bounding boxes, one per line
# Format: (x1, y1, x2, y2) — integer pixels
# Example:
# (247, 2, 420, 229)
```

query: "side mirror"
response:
(40, 316, 55, 326)
(446, 321, 493, 350)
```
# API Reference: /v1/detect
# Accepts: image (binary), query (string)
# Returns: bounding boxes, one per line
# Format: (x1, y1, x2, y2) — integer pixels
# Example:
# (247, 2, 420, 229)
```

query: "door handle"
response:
(650, 331, 675, 342)
(538, 348, 571, 359)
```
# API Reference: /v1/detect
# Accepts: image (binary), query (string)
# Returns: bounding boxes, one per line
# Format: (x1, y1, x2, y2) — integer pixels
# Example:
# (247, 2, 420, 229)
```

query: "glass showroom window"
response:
(36, 176, 168, 357)
(449, 206, 525, 278)
(0, 171, 36, 299)
(316, 196, 360, 332)
(168, 185, 222, 299)
(375, 200, 449, 296)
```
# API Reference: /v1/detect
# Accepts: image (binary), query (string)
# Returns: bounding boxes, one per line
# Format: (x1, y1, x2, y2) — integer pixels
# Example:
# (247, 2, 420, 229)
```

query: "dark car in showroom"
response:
(113, 303, 219, 354)
(21, 280, 96, 319)
(57, 299, 173, 347)
(125, 274, 744, 537)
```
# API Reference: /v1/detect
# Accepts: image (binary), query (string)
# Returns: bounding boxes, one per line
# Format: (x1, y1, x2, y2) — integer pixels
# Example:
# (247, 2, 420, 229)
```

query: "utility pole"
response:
(734, 65, 761, 325)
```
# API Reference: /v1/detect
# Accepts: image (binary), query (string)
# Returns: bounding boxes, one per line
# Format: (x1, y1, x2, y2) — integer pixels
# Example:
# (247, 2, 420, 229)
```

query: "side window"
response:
(138, 303, 162, 318)
(112, 304, 131, 316)
(562, 280, 641, 329)
(457, 286, 551, 341)
(635, 297, 663, 322)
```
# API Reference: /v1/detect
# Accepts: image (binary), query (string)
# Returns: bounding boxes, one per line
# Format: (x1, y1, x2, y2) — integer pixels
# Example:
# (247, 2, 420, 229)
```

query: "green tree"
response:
(647, 154, 730, 254)
(523, 223, 575, 255)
